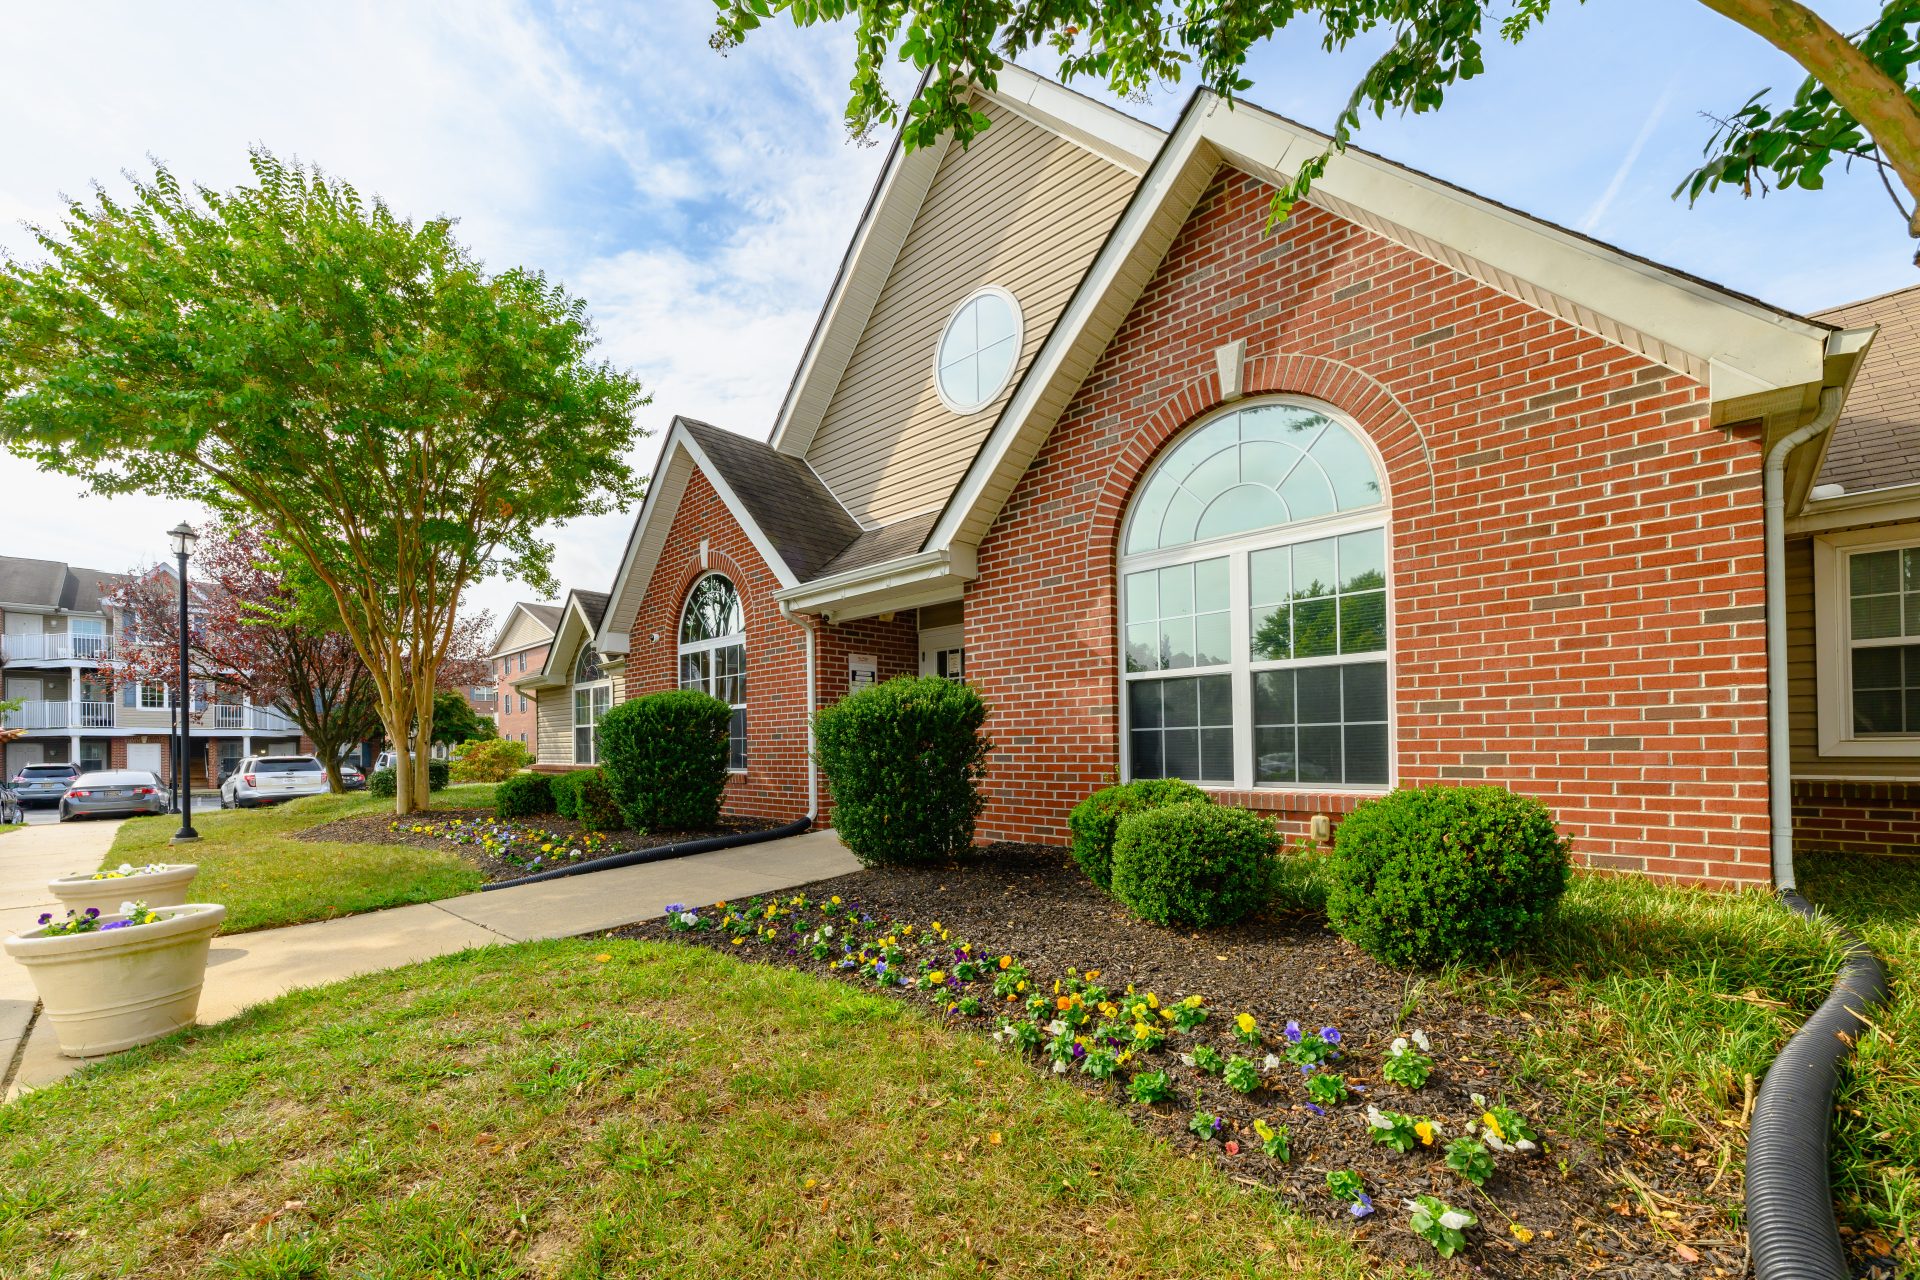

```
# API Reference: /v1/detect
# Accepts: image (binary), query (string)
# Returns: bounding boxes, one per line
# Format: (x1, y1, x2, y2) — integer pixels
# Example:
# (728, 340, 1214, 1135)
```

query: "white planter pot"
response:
(48, 864, 199, 918)
(4, 903, 227, 1057)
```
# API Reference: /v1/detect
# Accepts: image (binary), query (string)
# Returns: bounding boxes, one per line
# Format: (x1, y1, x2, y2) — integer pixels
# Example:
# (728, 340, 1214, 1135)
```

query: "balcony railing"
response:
(0, 700, 304, 734)
(1, 633, 115, 663)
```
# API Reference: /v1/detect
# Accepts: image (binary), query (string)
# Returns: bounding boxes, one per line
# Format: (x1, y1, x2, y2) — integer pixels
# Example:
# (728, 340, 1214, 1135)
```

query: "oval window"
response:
(935, 286, 1022, 414)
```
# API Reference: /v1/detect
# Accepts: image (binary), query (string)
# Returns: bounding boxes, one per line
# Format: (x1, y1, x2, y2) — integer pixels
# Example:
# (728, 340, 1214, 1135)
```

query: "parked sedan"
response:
(58, 770, 168, 822)
(221, 755, 330, 808)
(11, 762, 80, 809)
(339, 763, 367, 791)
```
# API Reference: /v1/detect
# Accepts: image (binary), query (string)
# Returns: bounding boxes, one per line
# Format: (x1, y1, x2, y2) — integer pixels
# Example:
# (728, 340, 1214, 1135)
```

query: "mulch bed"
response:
(300, 808, 784, 884)
(617, 843, 1745, 1280)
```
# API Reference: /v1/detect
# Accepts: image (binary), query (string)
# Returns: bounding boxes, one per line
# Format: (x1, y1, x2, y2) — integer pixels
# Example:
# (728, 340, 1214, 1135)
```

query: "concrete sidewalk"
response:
(0, 818, 124, 1085)
(5, 826, 860, 1099)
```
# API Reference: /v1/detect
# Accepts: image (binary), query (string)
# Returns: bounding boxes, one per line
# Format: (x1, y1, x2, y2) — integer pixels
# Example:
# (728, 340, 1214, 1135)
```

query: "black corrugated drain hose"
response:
(1745, 888, 1890, 1280)
(479, 816, 813, 890)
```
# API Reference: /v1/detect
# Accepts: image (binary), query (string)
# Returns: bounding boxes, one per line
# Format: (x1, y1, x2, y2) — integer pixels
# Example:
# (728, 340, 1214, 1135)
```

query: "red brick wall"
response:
(621, 469, 917, 822)
(1793, 780, 1920, 855)
(964, 168, 1772, 884)
(493, 644, 546, 752)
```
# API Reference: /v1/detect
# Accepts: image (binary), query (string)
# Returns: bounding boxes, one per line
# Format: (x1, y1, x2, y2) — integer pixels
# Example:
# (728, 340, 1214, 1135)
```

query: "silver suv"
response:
(12, 762, 80, 809)
(220, 755, 330, 809)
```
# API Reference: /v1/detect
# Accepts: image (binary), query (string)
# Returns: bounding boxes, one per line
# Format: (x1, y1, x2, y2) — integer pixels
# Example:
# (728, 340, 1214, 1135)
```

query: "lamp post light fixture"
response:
(168, 521, 200, 844)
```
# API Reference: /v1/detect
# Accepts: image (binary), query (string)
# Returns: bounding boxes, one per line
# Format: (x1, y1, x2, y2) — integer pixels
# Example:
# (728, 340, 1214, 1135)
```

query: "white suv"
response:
(220, 755, 330, 809)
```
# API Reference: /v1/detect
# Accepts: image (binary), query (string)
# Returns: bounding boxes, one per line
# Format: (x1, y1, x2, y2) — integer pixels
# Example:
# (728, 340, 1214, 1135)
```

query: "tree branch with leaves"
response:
(0, 151, 649, 813)
(714, 0, 1920, 258)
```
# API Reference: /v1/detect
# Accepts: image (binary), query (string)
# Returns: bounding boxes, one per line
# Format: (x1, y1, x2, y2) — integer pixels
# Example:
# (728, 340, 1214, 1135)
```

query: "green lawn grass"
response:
(102, 785, 497, 934)
(0, 940, 1401, 1279)
(1797, 852, 1919, 1263)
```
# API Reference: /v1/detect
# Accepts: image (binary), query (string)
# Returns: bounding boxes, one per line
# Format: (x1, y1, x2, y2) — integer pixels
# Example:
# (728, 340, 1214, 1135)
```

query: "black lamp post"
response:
(168, 521, 199, 844)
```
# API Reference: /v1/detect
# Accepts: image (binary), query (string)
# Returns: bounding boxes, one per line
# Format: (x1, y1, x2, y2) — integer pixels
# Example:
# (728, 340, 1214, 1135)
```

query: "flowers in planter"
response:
(35, 901, 164, 936)
(83, 862, 171, 880)
(1382, 1030, 1434, 1089)
(1406, 1194, 1477, 1257)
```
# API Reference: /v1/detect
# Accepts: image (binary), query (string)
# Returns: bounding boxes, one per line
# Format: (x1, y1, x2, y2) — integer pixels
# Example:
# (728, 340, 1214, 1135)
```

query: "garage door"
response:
(127, 743, 164, 776)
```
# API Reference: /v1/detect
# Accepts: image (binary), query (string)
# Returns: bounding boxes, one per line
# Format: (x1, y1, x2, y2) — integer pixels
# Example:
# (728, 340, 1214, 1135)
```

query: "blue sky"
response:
(0, 0, 1903, 624)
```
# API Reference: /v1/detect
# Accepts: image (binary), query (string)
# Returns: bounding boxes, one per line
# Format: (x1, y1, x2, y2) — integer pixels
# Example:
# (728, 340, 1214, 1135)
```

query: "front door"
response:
(919, 624, 965, 681)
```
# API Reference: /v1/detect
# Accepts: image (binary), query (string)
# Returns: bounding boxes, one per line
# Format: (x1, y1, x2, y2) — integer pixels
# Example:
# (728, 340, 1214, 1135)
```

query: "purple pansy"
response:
(1284, 1020, 1302, 1043)
(1349, 1193, 1374, 1219)
(1320, 1026, 1342, 1045)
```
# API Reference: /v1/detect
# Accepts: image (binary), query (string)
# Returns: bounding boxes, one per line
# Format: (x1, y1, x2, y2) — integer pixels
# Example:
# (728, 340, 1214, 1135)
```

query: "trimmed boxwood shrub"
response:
(1110, 802, 1280, 928)
(813, 675, 991, 867)
(427, 758, 449, 791)
(494, 772, 554, 819)
(597, 690, 732, 831)
(1326, 784, 1572, 969)
(1067, 778, 1211, 891)
(550, 768, 622, 831)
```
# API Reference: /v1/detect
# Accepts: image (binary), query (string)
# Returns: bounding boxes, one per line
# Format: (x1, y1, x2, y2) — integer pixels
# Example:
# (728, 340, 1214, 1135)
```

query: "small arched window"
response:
(571, 642, 611, 764)
(1119, 399, 1391, 791)
(679, 574, 747, 769)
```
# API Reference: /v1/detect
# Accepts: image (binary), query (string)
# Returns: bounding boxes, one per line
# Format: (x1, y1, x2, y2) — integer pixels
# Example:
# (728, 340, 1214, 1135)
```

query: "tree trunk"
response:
(322, 756, 345, 794)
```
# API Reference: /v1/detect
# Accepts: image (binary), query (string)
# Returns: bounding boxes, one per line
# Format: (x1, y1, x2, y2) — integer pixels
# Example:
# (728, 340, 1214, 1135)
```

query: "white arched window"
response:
(571, 642, 611, 764)
(679, 574, 747, 770)
(1119, 398, 1390, 790)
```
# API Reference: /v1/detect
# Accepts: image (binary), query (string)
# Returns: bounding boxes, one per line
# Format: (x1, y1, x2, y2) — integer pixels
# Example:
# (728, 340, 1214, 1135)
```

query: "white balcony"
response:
(0, 699, 304, 735)
(2, 633, 116, 663)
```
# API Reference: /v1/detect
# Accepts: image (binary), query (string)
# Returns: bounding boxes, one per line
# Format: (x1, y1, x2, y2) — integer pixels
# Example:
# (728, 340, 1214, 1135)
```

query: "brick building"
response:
(519, 68, 1906, 885)
(486, 602, 559, 755)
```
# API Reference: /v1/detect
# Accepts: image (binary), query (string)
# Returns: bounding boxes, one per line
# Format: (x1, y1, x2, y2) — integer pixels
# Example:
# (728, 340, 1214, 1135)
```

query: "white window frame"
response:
(571, 643, 611, 765)
(678, 572, 748, 772)
(1116, 395, 1395, 793)
(1813, 523, 1920, 758)
(933, 285, 1024, 415)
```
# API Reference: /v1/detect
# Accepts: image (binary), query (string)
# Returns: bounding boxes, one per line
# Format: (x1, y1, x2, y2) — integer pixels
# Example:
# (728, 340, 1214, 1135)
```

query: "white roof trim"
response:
(595, 419, 802, 656)
(766, 65, 1163, 459)
(922, 88, 1845, 559)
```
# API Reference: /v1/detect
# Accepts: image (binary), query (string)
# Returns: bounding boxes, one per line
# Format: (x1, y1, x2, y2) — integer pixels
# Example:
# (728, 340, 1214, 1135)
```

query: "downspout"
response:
(1761, 386, 1842, 891)
(779, 601, 820, 820)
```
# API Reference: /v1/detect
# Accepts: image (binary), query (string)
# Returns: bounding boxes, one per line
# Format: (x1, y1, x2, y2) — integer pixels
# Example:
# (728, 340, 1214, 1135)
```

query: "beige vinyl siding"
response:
(536, 682, 573, 764)
(805, 99, 1139, 527)
(495, 609, 553, 655)
(1788, 527, 1920, 780)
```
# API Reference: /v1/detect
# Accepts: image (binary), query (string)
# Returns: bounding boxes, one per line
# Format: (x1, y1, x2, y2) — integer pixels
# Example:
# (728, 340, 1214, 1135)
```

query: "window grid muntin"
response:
(1119, 398, 1391, 792)
(679, 573, 748, 770)
(1846, 546, 1920, 736)
(934, 286, 1023, 414)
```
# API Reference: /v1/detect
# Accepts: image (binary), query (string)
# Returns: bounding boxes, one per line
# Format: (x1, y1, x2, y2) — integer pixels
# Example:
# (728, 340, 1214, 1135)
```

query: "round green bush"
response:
(1110, 802, 1280, 928)
(597, 690, 731, 831)
(368, 759, 448, 801)
(813, 675, 991, 867)
(494, 772, 554, 820)
(1326, 784, 1572, 969)
(1067, 778, 1211, 890)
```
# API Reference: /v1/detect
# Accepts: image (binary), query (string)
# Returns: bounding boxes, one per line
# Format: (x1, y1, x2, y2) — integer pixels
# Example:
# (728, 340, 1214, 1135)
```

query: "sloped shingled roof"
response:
(522, 602, 563, 632)
(679, 419, 865, 582)
(1816, 285, 1920, 495)
(0, 556, 125, 613)
(574, 590, 609, 632)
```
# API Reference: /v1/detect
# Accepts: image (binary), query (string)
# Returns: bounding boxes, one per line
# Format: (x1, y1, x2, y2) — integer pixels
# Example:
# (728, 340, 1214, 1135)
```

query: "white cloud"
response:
(1579, 81, 1675, 234)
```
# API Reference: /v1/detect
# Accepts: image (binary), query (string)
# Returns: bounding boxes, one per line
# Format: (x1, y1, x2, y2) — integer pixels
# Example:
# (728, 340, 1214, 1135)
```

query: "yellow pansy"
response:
(1414, 1120, 1437, 1146)
(1509, 1224, 1534, 1243)
(999, 956, 1012, 969)
(1236, 1013, 1257, 1035)
(927, 971, 947, 985)
(1146, 993, 1159, 1010)
(1483, 1112, 1506, 1142)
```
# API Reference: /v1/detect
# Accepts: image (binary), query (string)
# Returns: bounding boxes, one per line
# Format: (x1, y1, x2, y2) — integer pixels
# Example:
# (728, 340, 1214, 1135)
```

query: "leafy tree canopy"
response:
(430, 689, 498, 747)
(0, 150, 649, 811)
(714, 0, 1920, 257)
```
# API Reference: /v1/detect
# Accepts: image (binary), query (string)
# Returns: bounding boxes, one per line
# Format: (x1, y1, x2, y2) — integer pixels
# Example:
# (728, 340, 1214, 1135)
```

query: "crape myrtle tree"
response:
(713, 1, 1920, 261)
(0, 151, 648, 813)
(105, 525, 495, 794)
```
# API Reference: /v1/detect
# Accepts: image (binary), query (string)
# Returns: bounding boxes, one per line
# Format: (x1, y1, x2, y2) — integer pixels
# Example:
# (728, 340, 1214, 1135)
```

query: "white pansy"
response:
(1411, 1029, 1431, 1052)
(678, 911, 698, 926)
(118, 863, 134, 875)
(1178, 1052, 1196, 1067)
(1263, 1053, 1282, 1072)
(1365, 1105, 1392, 1130)
(1051, 1060, 1067, 1074)
(1389, 1036, 1410, 1056)
(1047, 1020, 1067, 1037)
(1439, 1210, 1475, 1231)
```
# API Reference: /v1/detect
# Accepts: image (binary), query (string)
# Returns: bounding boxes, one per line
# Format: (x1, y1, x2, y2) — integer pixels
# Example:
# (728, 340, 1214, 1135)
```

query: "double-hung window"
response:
(1120, 398, 1391, 790)
(679, 574, 748, 770)
(571, 644, 611, 764)
(1814, 528, 1920, 757)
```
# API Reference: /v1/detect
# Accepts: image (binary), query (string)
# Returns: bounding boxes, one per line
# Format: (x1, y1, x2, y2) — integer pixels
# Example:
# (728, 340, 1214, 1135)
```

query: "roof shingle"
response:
(1815, 285, 1920, 495)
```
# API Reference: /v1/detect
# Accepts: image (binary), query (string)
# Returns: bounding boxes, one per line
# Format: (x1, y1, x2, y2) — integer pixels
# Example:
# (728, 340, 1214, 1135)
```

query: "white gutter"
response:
(779, 600, 820, 820)
(1764, 386, 1844, 891)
